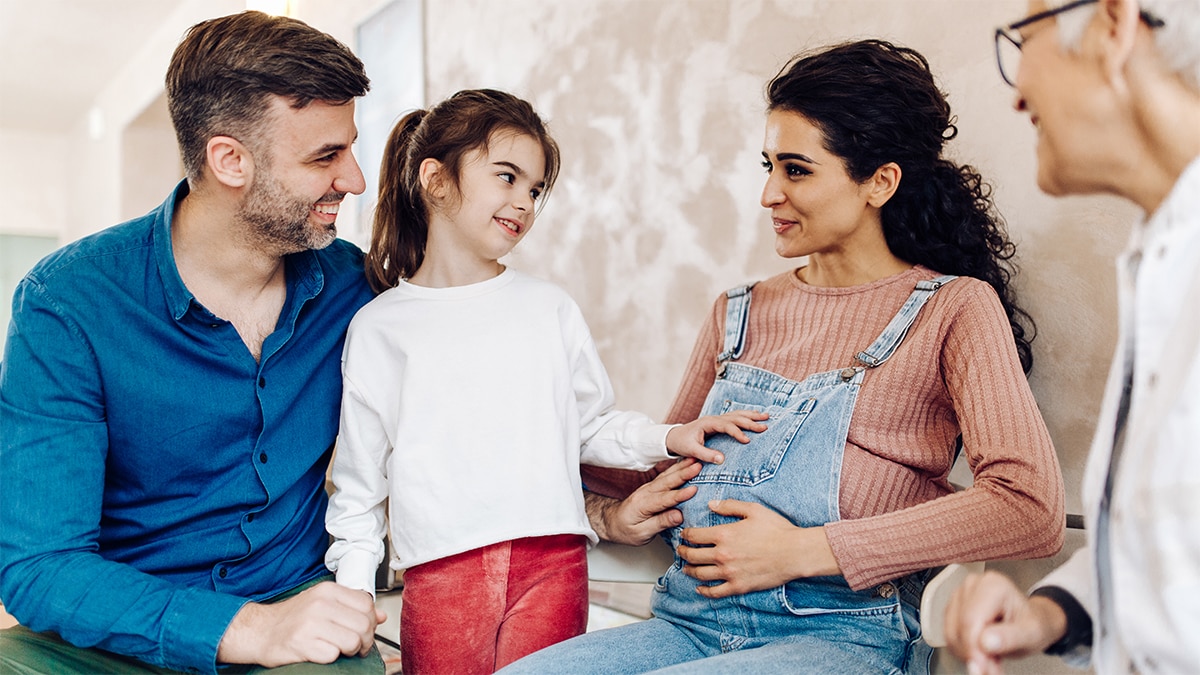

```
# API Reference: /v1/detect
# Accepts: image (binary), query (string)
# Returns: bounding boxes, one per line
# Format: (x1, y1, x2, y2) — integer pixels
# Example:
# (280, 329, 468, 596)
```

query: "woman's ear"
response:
(866, 162, 902, 208)
(206, 136, 252, 188)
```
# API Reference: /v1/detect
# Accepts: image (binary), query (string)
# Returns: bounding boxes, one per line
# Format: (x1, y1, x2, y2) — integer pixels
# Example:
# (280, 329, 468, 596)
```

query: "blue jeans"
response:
(498, 597, 927, 674)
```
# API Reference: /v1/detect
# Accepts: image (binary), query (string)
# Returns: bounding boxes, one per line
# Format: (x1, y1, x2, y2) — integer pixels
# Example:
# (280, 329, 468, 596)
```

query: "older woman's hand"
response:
(942, 571, 1068, 675)
(677, 499, 840, 597)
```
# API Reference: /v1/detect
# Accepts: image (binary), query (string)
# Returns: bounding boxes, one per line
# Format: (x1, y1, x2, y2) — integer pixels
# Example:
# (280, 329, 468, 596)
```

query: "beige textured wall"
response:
(421, 0, 1136, 522)
(3, 1, 1132, 672)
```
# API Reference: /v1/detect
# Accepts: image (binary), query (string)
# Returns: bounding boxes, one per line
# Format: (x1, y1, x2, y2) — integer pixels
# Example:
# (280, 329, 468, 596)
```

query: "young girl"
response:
(324, 89, 764, 674)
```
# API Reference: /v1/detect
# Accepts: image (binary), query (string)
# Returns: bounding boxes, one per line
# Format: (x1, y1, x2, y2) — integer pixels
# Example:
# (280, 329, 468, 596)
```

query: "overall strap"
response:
(855, 275, 957, 368)
(715, 283, 755, 376)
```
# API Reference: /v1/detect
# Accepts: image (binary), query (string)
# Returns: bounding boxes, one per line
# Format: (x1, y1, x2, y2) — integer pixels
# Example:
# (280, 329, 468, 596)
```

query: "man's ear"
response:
(206, 136, 253, 188)
(1092, 0, 1141, 83)
(866, 162, 902, 208)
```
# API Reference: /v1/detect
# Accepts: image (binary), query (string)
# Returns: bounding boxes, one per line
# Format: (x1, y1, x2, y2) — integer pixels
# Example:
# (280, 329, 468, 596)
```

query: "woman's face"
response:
(760, 110, 881, 260)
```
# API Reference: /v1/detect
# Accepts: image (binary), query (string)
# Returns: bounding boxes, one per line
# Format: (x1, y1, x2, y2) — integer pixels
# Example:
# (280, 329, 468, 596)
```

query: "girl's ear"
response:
(866, 162, 902, 208)
(206, 136, 253, 188)
(418, 158, 446, 200)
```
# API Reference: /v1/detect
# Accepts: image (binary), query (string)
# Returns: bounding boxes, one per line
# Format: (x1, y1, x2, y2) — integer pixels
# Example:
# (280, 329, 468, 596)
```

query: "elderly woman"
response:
(944, 0, 1200, 673)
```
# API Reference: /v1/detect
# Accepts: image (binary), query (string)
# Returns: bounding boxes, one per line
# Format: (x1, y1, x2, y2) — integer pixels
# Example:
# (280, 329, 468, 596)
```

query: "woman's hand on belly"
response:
(677, 499, 842, 598)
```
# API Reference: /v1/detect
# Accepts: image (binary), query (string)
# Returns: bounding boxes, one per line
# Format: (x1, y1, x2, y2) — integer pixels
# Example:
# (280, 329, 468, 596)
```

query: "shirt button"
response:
(258, 377, 266, 388)
(218, 567, 228, 578)
(246, 513, 255, 522)
(259, 453, 268, 464)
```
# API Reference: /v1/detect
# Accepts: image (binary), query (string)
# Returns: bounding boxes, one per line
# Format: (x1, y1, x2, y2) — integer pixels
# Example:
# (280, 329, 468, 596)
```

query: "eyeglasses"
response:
(994, 0, 1166, 87)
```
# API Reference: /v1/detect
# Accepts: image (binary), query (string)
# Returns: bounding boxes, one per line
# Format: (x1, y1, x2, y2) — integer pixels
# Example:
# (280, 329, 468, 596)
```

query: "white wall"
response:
(0, 129, 70, 239)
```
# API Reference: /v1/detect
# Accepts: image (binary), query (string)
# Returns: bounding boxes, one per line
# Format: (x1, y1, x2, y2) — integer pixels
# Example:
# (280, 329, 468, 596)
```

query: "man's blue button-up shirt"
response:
(0, 181, 375, 673)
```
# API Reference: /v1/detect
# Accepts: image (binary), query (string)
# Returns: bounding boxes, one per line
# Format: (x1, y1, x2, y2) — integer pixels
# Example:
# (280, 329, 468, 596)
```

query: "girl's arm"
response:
(324, 374, 391, 598)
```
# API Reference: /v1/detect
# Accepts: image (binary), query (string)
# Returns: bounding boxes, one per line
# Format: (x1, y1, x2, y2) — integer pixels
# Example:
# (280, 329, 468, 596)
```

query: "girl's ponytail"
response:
(366, 109, 428, 293)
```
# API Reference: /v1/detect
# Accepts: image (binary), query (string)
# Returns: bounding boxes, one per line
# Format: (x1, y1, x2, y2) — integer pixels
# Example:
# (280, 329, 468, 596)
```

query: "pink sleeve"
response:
(826, 283, 1066, 590)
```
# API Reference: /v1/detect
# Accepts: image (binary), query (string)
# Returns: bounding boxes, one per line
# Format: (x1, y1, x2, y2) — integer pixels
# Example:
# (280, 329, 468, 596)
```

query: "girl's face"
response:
(431, 130, 547, 268)
(759, 110, 882, 261)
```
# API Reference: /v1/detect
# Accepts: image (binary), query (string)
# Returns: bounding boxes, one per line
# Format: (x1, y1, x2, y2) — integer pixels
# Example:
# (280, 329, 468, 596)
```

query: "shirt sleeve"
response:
(825, 282, 1066, 589)
(324, 363, 390, 599)
(1033, 548, 1096, 667)
(0, 278, 245, 674)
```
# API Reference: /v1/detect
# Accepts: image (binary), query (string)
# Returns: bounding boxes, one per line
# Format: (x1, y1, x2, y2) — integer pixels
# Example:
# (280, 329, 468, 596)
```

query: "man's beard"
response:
(239, 170, 343, 254)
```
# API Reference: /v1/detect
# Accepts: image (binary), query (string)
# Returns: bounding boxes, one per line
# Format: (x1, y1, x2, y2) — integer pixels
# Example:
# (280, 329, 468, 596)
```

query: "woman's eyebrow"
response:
(765, 151, 820, 165)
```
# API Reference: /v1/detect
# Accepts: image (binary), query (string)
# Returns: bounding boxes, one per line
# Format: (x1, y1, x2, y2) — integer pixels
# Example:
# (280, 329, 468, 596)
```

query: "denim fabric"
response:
(0, 181, 375, 674)
(500, 277, 952, 675)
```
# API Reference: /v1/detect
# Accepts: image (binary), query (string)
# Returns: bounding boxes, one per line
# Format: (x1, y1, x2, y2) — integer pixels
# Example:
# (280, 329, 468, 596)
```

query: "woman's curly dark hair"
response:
(767, 39, 1035, 372)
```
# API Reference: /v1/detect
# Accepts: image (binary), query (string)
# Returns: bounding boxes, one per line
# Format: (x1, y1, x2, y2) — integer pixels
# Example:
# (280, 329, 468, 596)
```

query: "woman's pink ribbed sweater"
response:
(587, 265, 1065, 590)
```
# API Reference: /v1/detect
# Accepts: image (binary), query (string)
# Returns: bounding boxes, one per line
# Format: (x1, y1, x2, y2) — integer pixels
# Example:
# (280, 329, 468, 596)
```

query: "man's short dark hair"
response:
(165, 10, 370, 181)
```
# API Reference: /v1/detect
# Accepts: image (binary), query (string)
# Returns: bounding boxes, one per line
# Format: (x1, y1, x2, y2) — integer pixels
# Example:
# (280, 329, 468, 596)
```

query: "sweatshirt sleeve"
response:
(324, 331, 390, 599)
(579, 292, 725, 498)
(824, 282, 1066, 589)
(561, 301, 673, 470)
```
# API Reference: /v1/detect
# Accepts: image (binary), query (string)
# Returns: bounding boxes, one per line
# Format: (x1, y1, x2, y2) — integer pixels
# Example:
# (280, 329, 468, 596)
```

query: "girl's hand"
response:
(664, 411, 769, 464)
(677, 499, 840, 597)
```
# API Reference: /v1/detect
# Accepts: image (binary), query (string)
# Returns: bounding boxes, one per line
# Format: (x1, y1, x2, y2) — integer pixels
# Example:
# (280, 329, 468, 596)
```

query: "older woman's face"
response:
(1013, 0, 1114, 196)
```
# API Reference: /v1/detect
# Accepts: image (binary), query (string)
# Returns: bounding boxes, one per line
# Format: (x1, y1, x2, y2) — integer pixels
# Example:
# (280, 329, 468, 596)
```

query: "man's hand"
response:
(665, 411, 769, 464)
(943, 571, 1068, 675)
(217, 582, 386, 667)
(587, 458, 705, 545)
(677, 499, 839, 598)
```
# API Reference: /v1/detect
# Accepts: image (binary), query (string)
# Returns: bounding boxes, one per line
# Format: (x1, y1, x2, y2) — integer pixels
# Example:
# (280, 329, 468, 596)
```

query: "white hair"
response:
(1054, 0, 1200, 91)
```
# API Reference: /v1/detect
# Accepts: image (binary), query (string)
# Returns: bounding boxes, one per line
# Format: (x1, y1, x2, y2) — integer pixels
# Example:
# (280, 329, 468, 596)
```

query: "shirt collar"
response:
(154, 180, 194, 321)
(1120, 156, 1200, 267)
(1143, 155, 1200, 239)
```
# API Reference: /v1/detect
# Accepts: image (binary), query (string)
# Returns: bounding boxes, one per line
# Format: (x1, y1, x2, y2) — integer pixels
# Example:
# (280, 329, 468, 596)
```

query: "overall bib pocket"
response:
(691, 398, 818, 487)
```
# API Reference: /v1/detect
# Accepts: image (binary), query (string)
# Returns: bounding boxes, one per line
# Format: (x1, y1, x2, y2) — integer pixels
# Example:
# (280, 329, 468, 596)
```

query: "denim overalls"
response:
(652, 276, 956, 674)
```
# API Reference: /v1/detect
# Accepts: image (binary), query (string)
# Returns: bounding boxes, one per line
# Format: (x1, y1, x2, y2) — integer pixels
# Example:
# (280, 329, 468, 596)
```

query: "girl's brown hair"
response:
(366, 89, 560, 293)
